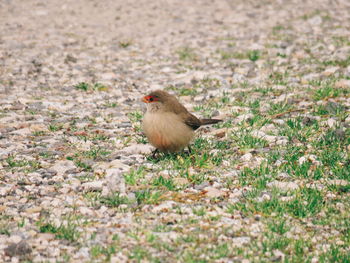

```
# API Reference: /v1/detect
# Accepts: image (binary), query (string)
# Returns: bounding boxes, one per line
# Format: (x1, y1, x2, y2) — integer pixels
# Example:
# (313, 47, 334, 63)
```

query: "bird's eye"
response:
(149, 97, 154, 102)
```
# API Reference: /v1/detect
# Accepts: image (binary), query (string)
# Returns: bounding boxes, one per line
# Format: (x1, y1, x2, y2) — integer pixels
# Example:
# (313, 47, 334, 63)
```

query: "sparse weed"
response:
(74, 82, 108, 92)
(177, 47, 198, 61)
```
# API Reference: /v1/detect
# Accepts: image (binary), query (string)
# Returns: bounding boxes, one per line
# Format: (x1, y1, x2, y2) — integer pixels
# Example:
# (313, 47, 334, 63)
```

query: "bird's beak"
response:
(141, 96, 148, 103)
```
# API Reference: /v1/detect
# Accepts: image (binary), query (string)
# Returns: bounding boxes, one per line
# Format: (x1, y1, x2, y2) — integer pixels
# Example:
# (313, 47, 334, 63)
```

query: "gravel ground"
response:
(0, 0, 349, 262)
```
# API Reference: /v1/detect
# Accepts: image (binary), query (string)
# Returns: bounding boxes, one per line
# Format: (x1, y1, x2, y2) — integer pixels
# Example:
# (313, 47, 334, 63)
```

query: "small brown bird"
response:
(141, 90, 222, 153)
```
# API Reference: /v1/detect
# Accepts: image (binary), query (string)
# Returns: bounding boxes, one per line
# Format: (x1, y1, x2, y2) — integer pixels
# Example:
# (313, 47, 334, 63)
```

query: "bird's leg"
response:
(187, 146, 193, 155)
(187, 146, 196, 163)
(151, 148, 159, 158)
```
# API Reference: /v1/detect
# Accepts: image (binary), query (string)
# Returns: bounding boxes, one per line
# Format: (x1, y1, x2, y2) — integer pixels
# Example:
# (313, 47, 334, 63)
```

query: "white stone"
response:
(272, 119, 285, 125)
(298, 155, 320, 165)
(81, 181, 104, 191)
(275, 138, 288, 145)
(0, 185, 13, 196)
(73, 247, 90, 260)
(327, 179, 348, 186)
(50, 160, 75, 175)
(265, 135, 277, 143)
(240, 153, 253, 162)
(101, 72, 116, 80)
(335, 79, 350, 89)
(267, 181, 299, 191)
(8, 235, 22, 243)
(326, 118, 337, 128)
(173, 71, 207, 84)
(298, 156, 307, 165)
(273, 249, 285, 261)
(110, 252, 129, 263)
(102, 168, 126, 195)
(119, 144, 153, 155)
(232, 236, 251, 247)
(11, 128, 32, 136)
(194, 95, 205, 102)
(308, 15, 322, 25)
(322, 66, 339, 76)
(161, 67, 173, 73)
(204, 187, 226, 198)
(152, 201, 177, 213)
(251, 130, 266, 138)
(37, 233, 55, 241)
(79, 207, 94, 216)
(235, 113, 254, 123)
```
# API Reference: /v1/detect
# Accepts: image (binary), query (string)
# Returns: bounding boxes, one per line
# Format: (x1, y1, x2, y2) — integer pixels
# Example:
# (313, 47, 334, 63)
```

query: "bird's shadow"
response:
(146, 148, 193, 163)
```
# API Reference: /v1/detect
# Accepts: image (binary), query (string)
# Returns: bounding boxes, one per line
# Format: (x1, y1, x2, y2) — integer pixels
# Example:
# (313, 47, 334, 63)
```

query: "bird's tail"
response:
(200, 119, 222, 125)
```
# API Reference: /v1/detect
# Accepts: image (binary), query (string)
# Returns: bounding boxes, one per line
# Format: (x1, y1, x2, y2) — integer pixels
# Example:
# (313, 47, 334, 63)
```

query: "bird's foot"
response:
(147, 148, 160, 161)
(151, 148, 159, 158)
(183, 146, 195, 162)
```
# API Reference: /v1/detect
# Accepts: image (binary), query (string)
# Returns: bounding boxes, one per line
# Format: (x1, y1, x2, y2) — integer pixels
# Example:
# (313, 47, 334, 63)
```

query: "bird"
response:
(141, 90, 222, 154)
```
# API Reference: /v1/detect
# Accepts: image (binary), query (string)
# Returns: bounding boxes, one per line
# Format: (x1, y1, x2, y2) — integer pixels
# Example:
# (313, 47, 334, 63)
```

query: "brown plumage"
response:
(141, 90, 222, 153)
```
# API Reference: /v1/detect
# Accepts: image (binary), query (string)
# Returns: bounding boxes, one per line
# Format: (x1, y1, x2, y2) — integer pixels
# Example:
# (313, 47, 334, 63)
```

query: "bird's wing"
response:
(166, 97, 202, 130)
(181, 112, 201, 130)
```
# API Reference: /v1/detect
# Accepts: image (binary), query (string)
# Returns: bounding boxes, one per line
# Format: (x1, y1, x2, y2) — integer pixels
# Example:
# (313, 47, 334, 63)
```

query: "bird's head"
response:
(142, 94, 160, 103)
(141, 90, 174, 112)
(142, 90, 170, 103)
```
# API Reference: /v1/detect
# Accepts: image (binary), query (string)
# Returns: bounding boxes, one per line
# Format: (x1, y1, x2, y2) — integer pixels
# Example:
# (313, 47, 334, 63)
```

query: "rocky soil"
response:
(0, 0, 349, 262)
